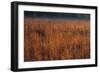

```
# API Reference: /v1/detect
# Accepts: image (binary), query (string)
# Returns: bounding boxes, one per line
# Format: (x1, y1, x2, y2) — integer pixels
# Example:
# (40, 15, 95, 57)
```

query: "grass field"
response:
(24, 18, 90, 62)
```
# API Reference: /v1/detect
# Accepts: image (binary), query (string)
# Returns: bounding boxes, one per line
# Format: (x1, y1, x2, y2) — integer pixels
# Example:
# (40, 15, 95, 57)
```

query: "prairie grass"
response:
(24, 18, 90, 61)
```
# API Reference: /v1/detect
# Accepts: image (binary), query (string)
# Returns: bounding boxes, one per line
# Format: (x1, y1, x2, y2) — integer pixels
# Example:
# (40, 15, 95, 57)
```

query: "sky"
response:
(24, 11, 90, 20)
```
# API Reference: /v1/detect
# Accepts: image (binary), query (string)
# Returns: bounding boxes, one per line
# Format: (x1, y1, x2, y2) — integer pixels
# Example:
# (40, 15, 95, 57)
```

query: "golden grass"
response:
(24, 18, 90, 61)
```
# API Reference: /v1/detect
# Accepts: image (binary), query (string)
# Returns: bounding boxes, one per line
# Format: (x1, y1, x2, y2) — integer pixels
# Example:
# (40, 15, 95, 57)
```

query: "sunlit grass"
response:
(24, 18, 90, 61)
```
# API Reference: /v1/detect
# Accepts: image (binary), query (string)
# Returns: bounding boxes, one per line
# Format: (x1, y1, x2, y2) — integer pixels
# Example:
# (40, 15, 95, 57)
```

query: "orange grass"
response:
(24, 18, 90, 61)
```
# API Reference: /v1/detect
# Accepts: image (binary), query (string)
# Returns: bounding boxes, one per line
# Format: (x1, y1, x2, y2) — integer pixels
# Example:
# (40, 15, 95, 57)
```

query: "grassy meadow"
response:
(24, 18, 90, 61)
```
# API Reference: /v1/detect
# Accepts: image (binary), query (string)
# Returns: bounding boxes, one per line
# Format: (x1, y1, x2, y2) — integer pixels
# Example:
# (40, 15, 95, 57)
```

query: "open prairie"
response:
(24, 18, 90, 62)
